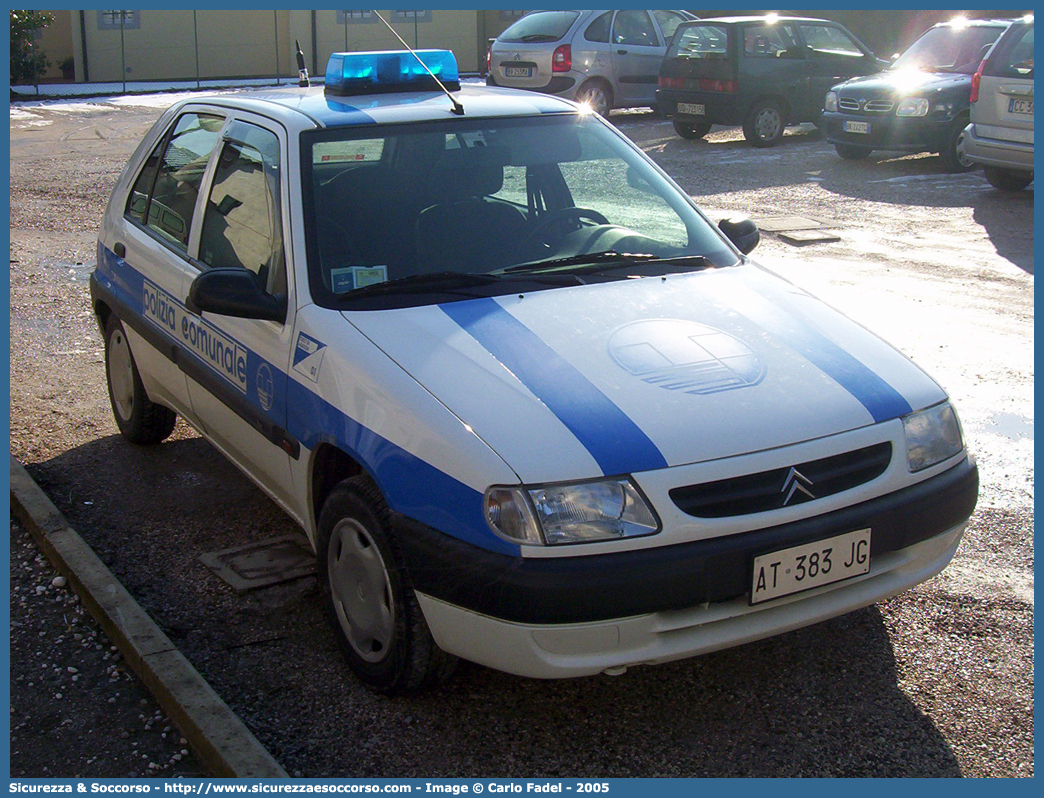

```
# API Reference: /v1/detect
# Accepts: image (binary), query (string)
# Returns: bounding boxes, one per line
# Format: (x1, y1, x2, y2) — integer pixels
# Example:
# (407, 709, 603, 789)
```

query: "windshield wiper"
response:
(334, 270, 584, 301)
(504, 251, 710, 276)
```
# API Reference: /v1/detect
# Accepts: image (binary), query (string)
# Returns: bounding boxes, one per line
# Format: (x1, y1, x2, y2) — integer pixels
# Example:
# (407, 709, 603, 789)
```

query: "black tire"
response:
(984, 166, 1034, 191)
(575, 79, 613, 117)
(742, 99, 786, 147)
(939, 115, 976, 173)
(104, 315, 176, 445)
(834, 143, 873, 160)
(673, 118, 712, 140)
(317, 476, 458, 694)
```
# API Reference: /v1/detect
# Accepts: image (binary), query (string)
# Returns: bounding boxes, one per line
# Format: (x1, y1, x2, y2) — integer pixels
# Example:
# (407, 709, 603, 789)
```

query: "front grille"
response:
(838, 97, 894, 113)
(669, 442, 892, 518)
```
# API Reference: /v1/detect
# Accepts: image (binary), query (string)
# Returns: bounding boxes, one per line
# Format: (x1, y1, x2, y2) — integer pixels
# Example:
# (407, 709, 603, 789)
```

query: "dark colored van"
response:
(657, 16, 885, 146)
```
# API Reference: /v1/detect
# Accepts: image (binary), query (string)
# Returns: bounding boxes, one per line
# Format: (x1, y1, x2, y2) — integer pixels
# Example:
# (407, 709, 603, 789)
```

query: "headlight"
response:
(903, 402, 964, 472)
(896, 97, 929, 117)
(485, 478, 660, 545)
(825, 91, 839, 113)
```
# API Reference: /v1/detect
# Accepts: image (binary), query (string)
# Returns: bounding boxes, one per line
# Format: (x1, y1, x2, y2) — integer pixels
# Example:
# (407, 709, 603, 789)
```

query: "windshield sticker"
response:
(331, 265, 387, 293)
(293, 332, 327, 383)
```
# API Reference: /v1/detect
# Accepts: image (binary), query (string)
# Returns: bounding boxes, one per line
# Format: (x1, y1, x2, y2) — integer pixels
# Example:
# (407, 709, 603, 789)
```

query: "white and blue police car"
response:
(92, 49, 978, 693)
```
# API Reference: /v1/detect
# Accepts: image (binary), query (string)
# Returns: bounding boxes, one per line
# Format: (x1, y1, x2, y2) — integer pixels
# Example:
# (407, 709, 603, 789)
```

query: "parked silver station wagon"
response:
(487, 9, 697, 115)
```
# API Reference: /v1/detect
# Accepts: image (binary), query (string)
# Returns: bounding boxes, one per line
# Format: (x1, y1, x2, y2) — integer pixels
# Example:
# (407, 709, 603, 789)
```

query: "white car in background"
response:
(487, 9, 696, 115)
(963, 15, 1034, 190)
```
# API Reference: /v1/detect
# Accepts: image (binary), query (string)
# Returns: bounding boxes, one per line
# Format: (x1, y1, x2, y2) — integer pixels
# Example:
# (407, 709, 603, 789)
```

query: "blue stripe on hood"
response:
(440, 298, 669, 476)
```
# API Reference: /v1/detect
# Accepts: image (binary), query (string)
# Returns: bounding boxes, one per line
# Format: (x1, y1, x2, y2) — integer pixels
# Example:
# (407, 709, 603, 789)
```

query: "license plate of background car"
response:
(1008, 98, 1033, 115)
(505, 66, 532, 78)
(843, 120, 870, 134)
(750, 528, 871, 605)
(677, 102, 705, 115)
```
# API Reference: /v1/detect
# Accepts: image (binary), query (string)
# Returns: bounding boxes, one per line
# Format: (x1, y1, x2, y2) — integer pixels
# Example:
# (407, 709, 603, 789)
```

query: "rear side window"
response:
(984, 24, 1034, 78)
(743, 23, 800, 59)
(138, 113, 224, 249)
(498, 11, 580, 43)
(585, 11, 612, 44)
(667, 23, 729, 59)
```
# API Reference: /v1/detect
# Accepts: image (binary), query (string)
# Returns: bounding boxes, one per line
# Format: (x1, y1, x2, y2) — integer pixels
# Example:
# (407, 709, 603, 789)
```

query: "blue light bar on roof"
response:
(324, 49, 461, 96)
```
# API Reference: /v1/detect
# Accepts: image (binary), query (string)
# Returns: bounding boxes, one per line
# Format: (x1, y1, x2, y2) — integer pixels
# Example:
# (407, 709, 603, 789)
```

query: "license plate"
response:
(505, 66, 532, 78)
(750, 528, 871, 605)
(1008, 98, 1033, 115)
(677, 102, 705, 116)
(843, 120, 870, 134)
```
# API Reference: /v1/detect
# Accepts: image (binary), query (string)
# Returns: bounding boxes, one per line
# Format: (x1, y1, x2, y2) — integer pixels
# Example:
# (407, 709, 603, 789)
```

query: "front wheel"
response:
(984, 166, 1034, 191)
(104, 315, 176, 444)
(673, 118, 712, 140)
(743, 99, 786, 147)
(834, 143, 873, 160)
(939, 116, 976, 173)
(317, 476, 457, 694)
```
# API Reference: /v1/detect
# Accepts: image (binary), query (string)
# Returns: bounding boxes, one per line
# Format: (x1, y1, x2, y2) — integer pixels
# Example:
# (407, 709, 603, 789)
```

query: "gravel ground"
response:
(8, 96, 1034, 778)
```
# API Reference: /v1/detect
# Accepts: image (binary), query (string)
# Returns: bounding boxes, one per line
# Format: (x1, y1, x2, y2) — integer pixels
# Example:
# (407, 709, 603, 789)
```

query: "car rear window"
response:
(667, 23, 729, 59)
(983, 23, 1034, 78)
(498, 11, 581, 43)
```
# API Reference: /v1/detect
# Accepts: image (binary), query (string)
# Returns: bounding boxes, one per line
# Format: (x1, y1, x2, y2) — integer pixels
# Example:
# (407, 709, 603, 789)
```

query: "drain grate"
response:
(200, 535, 316, 593)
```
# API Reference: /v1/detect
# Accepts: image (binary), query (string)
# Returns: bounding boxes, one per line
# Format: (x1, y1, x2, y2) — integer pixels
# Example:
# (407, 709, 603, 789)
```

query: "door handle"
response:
(114, 242, 126, 258)
(617, 49, 628, 55)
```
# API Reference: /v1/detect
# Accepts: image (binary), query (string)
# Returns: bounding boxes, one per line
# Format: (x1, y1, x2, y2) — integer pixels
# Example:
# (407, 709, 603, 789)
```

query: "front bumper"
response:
(821, 111, 954, 153)
(418, 521, 966, 678)
(963, 122, 1035, 172)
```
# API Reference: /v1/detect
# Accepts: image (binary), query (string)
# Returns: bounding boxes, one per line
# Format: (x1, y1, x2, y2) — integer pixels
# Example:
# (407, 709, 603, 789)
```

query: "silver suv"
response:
(963, 16, 1034, 190)
(487, 9, 696, 115)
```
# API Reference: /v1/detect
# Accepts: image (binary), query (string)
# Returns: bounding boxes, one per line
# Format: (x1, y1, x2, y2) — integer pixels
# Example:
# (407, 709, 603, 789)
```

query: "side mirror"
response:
(719, 216, 760, 254)
(187, 267, 285, 322)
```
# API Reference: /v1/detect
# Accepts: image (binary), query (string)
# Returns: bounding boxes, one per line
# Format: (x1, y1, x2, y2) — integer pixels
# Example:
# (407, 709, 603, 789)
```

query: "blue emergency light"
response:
(324, 49, 461, 96)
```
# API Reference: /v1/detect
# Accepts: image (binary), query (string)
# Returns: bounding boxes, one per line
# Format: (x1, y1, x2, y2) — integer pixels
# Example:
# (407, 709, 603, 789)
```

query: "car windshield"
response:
(498, 11, 581, 44)
(892, 24, 1005, 74)
(302, 113, 738, 309)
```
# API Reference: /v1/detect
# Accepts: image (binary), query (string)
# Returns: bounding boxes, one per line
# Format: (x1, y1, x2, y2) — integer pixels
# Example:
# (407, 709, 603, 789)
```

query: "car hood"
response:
(343, 264, 946, 484)
(834, 69, 969, 97)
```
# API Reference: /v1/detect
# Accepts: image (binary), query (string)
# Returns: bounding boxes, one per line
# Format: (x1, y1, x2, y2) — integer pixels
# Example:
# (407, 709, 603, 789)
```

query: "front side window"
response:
(199, 121, 286, 299)
(800, 24, 865, 59)
(136, 112, 223, 249)
(302, 114, 738, 310)
(743, 23, 800, 59)
(653, 10, 690, 43)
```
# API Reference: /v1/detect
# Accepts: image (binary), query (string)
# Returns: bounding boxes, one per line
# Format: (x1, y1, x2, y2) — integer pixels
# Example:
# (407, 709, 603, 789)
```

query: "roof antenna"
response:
(372, 9, 464, 115)
(295, 39, 310, 87)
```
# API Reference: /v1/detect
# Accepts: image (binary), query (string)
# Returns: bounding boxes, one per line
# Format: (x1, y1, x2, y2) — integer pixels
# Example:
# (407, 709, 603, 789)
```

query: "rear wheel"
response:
(575, 79, 613, 117)
(939, 115, 976, 172)
(834, 143, 873, 160)
(673, 118, 713, 140)
(743, 99, 786, 147)
(984, 166, 1034, 191)
(317, 476, 458, 694)
(104, 315, 176, 444)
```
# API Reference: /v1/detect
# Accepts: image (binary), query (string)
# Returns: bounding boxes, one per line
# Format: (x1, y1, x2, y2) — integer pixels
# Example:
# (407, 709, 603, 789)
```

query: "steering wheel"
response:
(525, 207, 610, 248)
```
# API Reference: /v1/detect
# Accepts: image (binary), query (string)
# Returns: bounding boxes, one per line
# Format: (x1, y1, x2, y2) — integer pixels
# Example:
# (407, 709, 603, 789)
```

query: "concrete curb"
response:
(10, 454, 288, 779)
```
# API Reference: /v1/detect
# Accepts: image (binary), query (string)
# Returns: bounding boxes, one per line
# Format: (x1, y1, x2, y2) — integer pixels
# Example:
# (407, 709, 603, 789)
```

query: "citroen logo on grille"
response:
(781, 467, 815, 506)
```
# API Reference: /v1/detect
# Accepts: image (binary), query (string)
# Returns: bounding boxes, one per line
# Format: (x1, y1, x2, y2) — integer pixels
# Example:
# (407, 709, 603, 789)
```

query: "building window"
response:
(98, 10, 140, 30)
(336, 11, 375, 25)
(393, 10, 432, 23)
(500, 11, 527, 20)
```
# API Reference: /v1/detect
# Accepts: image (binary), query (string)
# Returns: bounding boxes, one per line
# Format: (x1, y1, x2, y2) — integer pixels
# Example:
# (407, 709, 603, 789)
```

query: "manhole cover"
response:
(753, 216, 824, 232)
(201, 535, 316, 593)
(778, 229, 842, 246)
